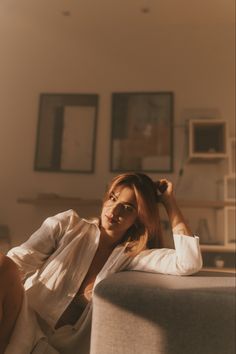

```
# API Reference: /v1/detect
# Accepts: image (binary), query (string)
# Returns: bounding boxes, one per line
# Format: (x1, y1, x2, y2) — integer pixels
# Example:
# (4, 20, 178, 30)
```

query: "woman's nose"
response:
(110, 203, 122, 216)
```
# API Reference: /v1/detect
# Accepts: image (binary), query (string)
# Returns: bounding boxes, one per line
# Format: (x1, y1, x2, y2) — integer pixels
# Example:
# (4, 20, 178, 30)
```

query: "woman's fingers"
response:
(156, 179, 173, 194)
(158, 180, 168, 193)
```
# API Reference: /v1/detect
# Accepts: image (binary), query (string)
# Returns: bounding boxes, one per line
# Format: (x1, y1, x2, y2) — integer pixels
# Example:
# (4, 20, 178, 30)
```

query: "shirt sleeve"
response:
(126, 234, 203, 276)
(7, 209, 78, 280)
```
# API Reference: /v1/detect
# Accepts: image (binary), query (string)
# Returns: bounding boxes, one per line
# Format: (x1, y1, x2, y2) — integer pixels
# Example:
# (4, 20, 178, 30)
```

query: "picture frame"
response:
(110, 92, 174, 172)
(34, 93, 99, 173)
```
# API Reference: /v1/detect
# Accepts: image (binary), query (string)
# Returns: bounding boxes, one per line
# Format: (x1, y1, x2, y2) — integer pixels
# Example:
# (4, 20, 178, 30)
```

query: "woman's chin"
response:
(103, 221, 118, 231)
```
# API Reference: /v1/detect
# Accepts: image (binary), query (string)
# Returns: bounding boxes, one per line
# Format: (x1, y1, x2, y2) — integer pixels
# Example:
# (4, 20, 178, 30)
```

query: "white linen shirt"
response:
(7, 209, 202, 354)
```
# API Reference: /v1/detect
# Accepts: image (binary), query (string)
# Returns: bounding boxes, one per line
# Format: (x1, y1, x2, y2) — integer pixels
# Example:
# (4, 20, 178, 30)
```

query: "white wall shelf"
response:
(17, 196, 235, 209)
(17, 196, 102, 207)
(17, 196, 235, 253)
(177, 199, 235, 208)
(200, 244, 235, 252)
(188, 119, 228, 162)
(177, 199, 235, 252)
(202, 267, 235, 273)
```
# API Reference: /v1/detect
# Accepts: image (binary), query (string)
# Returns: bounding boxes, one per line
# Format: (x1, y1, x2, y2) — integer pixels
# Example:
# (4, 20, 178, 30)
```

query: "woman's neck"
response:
(99, 227, 124, 250)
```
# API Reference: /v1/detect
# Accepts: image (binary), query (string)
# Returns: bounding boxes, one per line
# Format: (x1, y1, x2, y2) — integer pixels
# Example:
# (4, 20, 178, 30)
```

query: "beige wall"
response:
(0, 2, 235, 245)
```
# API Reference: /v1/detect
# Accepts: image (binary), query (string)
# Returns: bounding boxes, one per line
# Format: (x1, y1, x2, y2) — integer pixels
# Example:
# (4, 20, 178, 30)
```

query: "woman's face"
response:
(100, 185, 138, 242)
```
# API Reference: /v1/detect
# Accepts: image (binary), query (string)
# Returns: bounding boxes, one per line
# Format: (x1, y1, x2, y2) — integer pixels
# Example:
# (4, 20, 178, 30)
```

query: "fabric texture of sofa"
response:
(90, 270, 235, 354)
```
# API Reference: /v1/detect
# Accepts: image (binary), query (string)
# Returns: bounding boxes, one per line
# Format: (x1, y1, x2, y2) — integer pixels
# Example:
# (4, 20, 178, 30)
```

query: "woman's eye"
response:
(109, 194, 116, 202)
(123, 205, 133, 212)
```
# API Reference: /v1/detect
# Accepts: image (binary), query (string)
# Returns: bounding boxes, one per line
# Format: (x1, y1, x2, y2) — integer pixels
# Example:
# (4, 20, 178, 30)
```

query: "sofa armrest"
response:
(91, 271, 235, 354)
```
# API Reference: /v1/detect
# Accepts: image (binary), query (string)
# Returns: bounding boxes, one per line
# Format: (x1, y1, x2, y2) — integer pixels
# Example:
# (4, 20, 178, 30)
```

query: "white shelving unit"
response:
(188, 119, 228, 162)
(217, 175, 236, 201)
(178, 199, 235, 271)
(217, 137, 236, 248)
(177, 199, 235, 250)
(17, 194, 235, 271)
(217, 206, 236, 246)
(186, 119, 235, 270)
(229, 137, 236, 174)
(17, 196, 235, 250)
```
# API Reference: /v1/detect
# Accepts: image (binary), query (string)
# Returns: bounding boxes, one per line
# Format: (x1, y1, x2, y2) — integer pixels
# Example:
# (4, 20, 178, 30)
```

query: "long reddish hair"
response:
(103, 173, 163, 255)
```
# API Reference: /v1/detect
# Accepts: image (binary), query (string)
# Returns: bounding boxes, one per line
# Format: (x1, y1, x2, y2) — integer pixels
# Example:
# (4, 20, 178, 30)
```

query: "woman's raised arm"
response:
(157, 179, 193, 237)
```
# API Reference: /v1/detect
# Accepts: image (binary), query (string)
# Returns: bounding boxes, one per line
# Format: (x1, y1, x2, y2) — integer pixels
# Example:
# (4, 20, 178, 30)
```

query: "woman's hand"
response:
(155, 179, 175, 206)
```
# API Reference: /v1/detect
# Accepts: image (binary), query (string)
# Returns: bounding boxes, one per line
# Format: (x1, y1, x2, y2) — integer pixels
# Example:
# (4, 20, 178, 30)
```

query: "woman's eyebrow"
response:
(112, 191, 137, 210)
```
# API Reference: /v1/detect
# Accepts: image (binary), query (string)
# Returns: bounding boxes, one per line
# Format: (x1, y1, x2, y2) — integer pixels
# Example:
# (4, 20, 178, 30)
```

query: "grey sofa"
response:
(90, 271, 235, 354)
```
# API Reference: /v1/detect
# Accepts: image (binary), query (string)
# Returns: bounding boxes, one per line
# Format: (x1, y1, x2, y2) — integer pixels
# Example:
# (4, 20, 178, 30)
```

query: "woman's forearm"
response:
(156, 179, 193, 237)
(163, 196, 193, 236)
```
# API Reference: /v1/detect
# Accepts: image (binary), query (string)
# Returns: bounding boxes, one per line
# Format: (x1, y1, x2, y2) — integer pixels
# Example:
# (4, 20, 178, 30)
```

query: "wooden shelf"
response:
(17, 196, 235, 252)
(17, 196, 235, 209)
(202, 267, 236, 273)
(201, 244, 236, 252)
(177, 199, 235, 208)
(17, 196, 102, 207)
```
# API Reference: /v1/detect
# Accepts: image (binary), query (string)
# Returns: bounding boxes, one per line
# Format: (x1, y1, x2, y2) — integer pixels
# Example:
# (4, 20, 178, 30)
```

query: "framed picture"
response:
(110, 92, 174, 172)
(34, 93, 99, 173)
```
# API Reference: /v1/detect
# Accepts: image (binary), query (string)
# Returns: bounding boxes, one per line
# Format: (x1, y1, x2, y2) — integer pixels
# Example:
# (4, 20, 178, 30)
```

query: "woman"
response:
(1, 173, 202, 354)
